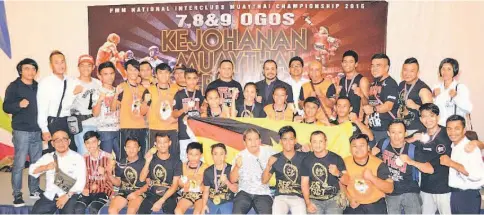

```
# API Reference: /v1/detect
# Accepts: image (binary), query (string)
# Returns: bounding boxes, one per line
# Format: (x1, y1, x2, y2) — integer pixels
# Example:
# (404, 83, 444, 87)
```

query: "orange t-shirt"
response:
(344, 155, 387, 204)
(263, 104, 295, 122)
(147, 84, 179, 131)
(119, 82, 148, 129)
(300, 79, 336, 118)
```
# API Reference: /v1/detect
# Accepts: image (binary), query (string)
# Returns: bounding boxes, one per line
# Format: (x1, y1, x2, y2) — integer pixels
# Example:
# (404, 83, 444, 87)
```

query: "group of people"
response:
(3, 48, 484, 214)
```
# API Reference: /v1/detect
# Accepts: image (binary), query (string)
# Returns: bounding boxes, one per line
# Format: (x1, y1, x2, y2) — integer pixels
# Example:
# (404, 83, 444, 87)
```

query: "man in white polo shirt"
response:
(440, 114, 484, 214)
(230, 128, 275, 214)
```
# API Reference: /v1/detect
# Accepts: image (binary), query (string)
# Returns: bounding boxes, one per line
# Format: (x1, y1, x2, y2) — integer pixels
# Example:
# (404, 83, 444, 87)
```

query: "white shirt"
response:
(232, 146, 276, 195)
(29, 150, 86, 200)
(96, 87, 120, 131)
(448, 137, 484, 190)
(37, 74, 77, 132)
(284, 76, 309, 115)
(432, 80, 472, 126)
(69, 78, 102, 126)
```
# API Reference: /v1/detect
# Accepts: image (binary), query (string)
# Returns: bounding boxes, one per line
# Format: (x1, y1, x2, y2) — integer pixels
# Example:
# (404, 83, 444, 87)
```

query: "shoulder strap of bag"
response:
(382, 138, 390, 151)
(56, 80, 68, 117)
(454, 84, 459, 115)
(53, 153, 60, 171)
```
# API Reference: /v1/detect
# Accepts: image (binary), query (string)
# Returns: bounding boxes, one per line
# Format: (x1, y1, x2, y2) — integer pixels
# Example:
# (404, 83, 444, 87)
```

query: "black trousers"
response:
(344, 198, 387, 214)
(232, 190, 273, 214)
(148, 129, 180, 160)
(451, 189, 481, 214)
(74, 193, 109, 214)
(137, 191, 178, 214)
(120, 128, 147, 160)
(31, 193, 80, 214)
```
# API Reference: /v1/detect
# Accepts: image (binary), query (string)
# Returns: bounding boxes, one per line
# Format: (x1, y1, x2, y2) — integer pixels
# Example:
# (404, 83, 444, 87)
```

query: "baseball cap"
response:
(78, 54, 94, 65)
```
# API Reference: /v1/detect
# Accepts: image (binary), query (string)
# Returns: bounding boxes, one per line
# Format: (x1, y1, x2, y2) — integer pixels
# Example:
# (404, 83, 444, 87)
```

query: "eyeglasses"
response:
(53, 137, 69, 144)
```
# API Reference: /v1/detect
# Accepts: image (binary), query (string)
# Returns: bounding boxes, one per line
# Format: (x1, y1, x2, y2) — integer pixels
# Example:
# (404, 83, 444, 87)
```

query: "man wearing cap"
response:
(37, 50, 77, 153)
(68, 55, 101, 155)
(4, 58, 44, 206)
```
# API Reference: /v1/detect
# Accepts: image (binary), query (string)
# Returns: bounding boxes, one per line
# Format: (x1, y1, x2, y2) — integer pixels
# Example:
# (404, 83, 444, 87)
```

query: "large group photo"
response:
(0, 0, 483, 214)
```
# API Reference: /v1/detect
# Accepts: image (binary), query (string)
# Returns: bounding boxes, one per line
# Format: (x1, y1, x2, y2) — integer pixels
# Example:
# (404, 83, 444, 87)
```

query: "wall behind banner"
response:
(0, 1, 484, 137)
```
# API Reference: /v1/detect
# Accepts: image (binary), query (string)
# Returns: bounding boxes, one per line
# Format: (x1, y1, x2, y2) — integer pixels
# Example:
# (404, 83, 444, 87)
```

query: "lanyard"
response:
(213, 164, 226, 192)
(127, 81, 138, 101)
(345, 75, 357, 97)
(428, 127, 442, 143)
(184, 89, 196, 101)
(404, 83, 416, 101)
(390, 143, 405, 156)
(273, 104, 287, 121)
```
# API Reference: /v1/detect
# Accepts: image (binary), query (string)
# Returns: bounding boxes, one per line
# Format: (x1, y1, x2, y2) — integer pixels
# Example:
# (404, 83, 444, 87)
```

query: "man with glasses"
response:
(29, 130, 86, 214)
(284, 56, 309, 115)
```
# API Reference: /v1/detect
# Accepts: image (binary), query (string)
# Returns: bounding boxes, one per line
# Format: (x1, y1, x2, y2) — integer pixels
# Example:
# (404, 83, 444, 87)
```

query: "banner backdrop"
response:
(88, 1, 388, 87)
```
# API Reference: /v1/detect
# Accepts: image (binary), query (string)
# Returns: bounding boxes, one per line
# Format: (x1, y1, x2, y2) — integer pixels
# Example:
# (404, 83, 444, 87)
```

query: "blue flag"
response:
(0, 1, 11, 58)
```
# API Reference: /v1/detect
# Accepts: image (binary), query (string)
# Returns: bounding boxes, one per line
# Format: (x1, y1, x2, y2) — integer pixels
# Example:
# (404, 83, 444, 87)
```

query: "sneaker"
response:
(13, 196, 25, 207)
(30, 190, 43, 200)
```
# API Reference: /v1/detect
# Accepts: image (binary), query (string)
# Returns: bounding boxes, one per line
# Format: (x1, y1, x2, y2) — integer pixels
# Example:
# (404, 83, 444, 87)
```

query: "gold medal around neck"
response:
(149, 147, 158, 154)
(213, 195, 221, 205)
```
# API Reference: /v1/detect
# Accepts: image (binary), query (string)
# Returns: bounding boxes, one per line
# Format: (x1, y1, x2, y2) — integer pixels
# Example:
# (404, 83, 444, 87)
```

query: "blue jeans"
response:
(386, 192, 422, 214)
(99, 131, 120, 161)
(11, 130, 42, 197)
(74, 125, 97, 156)
(207, 199, 233, 214)
(313, 197, 343, 214)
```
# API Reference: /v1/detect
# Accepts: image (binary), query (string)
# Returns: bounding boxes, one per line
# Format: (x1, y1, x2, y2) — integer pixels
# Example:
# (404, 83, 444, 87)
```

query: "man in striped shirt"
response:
(74, 131, 114, 214)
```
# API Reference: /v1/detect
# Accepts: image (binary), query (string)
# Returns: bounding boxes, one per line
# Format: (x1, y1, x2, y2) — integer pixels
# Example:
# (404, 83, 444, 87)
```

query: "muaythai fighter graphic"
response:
(303, 14, 341, 67)
(141, 46, 163, 68)
(96, 33, 127, 79)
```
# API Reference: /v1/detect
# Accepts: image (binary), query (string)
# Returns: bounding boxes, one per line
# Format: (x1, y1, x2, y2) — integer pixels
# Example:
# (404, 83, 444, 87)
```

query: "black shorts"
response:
(181, 192, 202, 204)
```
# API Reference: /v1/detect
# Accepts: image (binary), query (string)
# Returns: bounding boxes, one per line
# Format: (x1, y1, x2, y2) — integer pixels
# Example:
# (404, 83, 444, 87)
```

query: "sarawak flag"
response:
(187, 117, 353, 165)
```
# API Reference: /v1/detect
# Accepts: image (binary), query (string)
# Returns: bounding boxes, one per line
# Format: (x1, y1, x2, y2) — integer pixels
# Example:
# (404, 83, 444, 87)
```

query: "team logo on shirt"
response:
(279, 161, 299, 194)
(436, 144, 446, 154)
(122, 166, 138, 190)
(153, 164, 167, 185)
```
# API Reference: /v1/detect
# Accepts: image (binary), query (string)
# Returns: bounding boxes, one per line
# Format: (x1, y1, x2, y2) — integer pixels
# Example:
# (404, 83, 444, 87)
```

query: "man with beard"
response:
(29, 130, 87, 214)
(362, 53, 399, 147)
(337, 50, 369, 119)
(255, 60, 293, 107)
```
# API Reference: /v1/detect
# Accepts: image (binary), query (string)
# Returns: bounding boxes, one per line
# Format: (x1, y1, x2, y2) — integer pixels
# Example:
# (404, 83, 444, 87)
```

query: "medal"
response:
(90, 183, 98, 190)
(213, 195, 221, 205)
(420, 133, 430, 143)
(149, 147, 158, 154)
(395, 156, 404, 167)
(98, 167, 105, 175)
(185, 89, 197, 109)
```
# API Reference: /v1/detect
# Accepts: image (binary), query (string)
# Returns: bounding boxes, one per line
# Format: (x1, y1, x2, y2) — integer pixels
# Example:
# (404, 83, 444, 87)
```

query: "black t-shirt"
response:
(413, 126, 452, 194)
(205, 79, 244, 107)
(270, 152, 308, 197)
(115, 158, 146, 192)
(203, 164, 235, 204)
(255, 79, 294, 106)
(235, 101, 266, 118)
(375, 140, 422, 195)
(174, 89, 205, 140)
(368, 76, 399, 131)
(148, 154, 182, 195)
(397, 79, 431, 131)
(301, 152, 346, 200)
(331, 119, 362, 137)
(339, 74, 364, 115)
